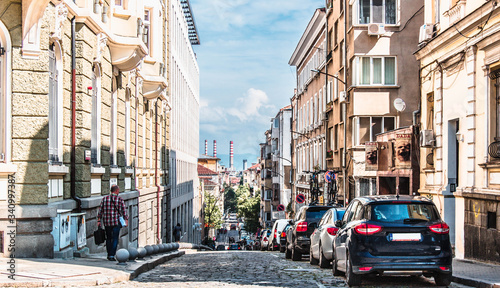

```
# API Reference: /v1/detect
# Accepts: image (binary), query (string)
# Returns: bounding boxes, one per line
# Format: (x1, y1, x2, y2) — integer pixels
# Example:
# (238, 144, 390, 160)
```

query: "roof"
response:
(180, 0, 200, 45)
(197, 164, 218, 176)
(198, 154, 220, 160)
(247, 163, 261, 171)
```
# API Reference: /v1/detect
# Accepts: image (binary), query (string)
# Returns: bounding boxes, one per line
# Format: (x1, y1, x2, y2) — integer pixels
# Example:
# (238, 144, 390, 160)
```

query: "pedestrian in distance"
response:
(174, 223, 182, 242)
(97, 185, 128, 261)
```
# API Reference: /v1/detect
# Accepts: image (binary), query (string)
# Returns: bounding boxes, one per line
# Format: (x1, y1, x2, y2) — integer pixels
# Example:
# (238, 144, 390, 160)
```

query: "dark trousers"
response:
(105, 225, 121, 257)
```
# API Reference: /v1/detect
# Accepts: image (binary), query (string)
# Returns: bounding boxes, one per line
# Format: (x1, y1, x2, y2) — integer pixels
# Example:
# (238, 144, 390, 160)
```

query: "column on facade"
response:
(434, 69, 444, 187)
(466, 46, 477, 188)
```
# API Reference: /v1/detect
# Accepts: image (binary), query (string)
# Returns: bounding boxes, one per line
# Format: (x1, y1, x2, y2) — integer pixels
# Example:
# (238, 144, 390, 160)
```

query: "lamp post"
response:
(311, 68, 348, 207)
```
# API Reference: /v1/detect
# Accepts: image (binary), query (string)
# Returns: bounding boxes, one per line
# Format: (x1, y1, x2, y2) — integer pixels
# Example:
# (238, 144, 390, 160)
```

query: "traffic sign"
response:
(277, 204, 285, 211)
(324, 171, 332, 183)
(296, 193, 305, 204)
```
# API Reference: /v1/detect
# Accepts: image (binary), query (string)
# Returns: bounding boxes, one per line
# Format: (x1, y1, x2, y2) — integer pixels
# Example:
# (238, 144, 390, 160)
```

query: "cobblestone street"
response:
(91, 250, 473, 288)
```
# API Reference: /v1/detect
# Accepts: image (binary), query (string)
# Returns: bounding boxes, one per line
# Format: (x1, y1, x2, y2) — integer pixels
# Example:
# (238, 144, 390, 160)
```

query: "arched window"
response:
(48, 42, 63, 163)
(91, 64, 102, 165)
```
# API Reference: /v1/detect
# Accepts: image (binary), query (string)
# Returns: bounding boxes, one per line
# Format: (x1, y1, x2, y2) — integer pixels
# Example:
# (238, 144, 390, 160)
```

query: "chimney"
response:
(230, 141, 234, 170)
(213, 140, 217, 157)
(205, 140, 208, 155)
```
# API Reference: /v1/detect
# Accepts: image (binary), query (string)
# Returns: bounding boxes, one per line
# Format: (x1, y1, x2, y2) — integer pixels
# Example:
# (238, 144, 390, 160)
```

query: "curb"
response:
(129, 250, 185, 279)
(452, 275, 500, 288)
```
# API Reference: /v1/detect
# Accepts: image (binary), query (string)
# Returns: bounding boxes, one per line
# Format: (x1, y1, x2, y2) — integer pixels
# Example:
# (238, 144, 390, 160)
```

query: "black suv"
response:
(332, 195, 452, 286)
(286, 205, 332, 261)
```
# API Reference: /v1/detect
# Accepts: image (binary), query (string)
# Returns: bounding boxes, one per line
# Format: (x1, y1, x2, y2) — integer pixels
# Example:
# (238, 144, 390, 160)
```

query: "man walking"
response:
(97, 185, 128, 261)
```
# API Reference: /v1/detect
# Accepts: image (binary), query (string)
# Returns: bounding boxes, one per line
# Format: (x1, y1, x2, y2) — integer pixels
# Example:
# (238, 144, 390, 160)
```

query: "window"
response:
(339, 40, 344, 67)
(110, 78, 118, 166)
(273, 117, 279, 128)
(143, 9, 151, 52)
(353, 116, 395, 145)
(359, 0, 396, 24)
(125, 89, 131, 166)
(48, 44, 63, 163)
(354, 56, 396, 86)
(433, 0, 440, 24)
(91, 65, 102, 165)
(334, 21, 338, 47)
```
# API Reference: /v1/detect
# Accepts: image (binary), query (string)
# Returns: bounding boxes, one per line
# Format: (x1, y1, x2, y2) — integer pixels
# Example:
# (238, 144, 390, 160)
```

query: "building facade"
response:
(289, 8, 328, 208)
(168, 0, 200, 244)
(0, 0, 199, 258)
(415, 0, 500, 264)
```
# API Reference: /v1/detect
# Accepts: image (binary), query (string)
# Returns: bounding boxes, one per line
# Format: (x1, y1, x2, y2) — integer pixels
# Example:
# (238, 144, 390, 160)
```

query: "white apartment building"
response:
(169, 0, 200, 243)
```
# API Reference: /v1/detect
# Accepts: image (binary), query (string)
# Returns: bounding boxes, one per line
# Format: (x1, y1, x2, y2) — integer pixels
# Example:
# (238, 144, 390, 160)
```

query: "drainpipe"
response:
(155, 98, 161, 244)
(71, 17, 81, 212)
(342, 0, 348, 207)
(484, 67, 489, 186)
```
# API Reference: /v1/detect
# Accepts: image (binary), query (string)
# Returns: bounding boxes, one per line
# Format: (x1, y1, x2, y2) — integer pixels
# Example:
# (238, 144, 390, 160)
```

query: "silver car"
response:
(309, 207, 346, 268)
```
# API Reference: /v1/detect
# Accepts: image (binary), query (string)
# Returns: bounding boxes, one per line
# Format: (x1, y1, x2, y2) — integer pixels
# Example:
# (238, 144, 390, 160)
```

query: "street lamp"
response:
(291, 130, 310, 139)
(310, 69, 348, 207)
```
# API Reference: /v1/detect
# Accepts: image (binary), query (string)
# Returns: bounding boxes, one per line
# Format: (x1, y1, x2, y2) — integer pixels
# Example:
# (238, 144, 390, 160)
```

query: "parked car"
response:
(286, 205, 332, 261)
(268, 219, 290, 251)
(259, 229, 271, 251)
(310, 206, 346, 268)
(332, 195, 453, 287)
(227, 243, 240, 250)
(280, 223, 292, 253)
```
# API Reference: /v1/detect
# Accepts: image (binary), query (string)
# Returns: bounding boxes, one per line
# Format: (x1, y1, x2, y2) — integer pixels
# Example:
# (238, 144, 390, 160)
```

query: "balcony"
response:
(444, 0, 466, 26)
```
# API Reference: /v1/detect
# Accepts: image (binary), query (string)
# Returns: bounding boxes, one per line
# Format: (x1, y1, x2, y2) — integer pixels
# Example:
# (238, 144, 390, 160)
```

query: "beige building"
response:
(415, 0, 500, 264)
(0, 0, 199, 258)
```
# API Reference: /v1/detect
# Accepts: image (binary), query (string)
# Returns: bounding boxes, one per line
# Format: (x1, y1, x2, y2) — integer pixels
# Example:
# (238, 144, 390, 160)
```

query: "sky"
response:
(190, 0, 326, 171)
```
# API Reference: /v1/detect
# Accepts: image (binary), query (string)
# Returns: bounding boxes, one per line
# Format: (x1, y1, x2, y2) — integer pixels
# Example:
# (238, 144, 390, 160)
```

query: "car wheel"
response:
(332, 250, 341, 276)
(345, 252, 361, 286)
(291, 245, 302, 261)
(310, 245, 319, 265)
(434, 272, 452, 287)
(319, 243, 330, 268)
(285, 244, 292, 259)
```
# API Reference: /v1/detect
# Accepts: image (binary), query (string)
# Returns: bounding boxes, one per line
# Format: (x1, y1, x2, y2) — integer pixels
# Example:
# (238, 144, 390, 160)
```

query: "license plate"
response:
(390, 233, 421, 241)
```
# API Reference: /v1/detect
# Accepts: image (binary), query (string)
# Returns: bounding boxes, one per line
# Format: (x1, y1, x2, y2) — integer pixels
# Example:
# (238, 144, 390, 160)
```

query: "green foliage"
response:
(236, 185, 261, 234)
(224, 186, 237, 213)
(204, 191, 223, 229)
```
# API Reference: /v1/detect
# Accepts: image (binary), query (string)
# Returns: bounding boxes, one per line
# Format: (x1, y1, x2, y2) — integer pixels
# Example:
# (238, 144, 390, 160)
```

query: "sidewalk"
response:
(0, 248, 498, 287)
(0, 248, 186, 287)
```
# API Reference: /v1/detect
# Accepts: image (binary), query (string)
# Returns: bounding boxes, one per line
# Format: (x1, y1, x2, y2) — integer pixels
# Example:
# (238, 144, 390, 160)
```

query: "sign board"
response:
(272, 211, 285, 220)
(365, 142, 378, 171)
(296, 193, 305, 204)
(277, 204, 285, 211)
(319, 195, 324, 205)
(395, 134, 411, 169)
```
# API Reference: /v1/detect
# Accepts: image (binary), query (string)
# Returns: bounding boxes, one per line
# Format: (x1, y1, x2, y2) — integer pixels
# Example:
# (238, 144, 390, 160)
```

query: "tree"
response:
(237, 185, 261, 234)
(224, 186, 237, 213)
(203, 191, 223, 237)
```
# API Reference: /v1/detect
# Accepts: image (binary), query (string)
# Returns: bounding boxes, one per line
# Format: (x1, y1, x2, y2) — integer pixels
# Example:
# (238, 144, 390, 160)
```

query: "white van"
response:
(268, 219, 290, 251)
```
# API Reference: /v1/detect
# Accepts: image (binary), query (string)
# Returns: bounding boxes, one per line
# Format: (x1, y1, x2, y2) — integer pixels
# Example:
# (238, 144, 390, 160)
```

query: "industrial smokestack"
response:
(205, 140, 208, 155)
(243, 159, 247, 170)
(213, 140, 217, 157)
(230, 141, 234, 170)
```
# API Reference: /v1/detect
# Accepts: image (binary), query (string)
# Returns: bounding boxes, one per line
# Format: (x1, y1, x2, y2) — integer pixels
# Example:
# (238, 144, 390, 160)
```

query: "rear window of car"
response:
(306, 209, 329, 222)
(370, 203, 440, 222)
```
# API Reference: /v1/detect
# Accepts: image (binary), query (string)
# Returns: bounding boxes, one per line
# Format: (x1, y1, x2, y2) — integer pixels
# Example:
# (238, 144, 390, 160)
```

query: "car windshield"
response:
(371, 203, 439, 222)
(306, 210, 329, 222)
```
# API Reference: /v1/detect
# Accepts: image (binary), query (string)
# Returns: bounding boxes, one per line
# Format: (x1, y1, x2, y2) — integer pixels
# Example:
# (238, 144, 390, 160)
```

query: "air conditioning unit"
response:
(367, 23, 385, 36)
(419, 130, 435, 147)
(419, 24, 434, 43)
(339, 91, 347, 103)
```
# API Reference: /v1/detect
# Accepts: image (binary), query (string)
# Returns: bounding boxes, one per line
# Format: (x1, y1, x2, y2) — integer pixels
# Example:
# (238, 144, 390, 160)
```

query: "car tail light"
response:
(327, 227, 339, 236)
(281, 231, 286, 238)
(274, 229, 277, 239)
(238, 246, 241, 250)
(359, 267, 372, 271)
(297, 221, 308, 232)
(354, 223, 382, 235)
(429, 222, 450, 234)
(439, 266, 451, 272)
(263, 237, 268, 241)
(227, 247, 230, 250)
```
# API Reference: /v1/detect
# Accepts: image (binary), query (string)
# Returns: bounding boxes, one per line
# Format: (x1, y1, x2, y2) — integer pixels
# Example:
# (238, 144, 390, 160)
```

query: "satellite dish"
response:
(394, 98, 406, 112)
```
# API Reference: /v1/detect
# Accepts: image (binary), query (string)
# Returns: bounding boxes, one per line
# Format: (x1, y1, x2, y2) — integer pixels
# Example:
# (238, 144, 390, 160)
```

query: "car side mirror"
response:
(313, 222, 318, 229)
(289, 220, 294, 225)
(335, 220, 343, 227)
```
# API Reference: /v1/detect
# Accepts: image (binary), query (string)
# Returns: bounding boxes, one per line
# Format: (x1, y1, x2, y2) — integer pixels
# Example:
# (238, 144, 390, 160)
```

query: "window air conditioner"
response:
(419, 24, 434, 43)
(339, 91, 347, 103)
(419, 130, 435, 147)
(367, 23, 385, 36)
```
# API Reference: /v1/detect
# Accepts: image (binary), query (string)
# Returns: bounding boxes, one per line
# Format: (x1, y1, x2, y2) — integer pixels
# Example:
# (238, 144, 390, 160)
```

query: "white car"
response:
(259, 229, 271, 251)
(309, 207, 346, 268)
(268, 219, 290, 251)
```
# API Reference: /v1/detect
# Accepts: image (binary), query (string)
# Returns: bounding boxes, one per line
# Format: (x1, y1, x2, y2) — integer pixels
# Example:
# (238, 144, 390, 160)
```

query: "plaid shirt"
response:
(97, 194, 128, 227)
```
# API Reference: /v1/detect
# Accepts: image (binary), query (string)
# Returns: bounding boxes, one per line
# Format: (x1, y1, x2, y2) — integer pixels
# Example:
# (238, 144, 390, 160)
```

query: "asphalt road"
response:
(93, 249, 473, 288)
